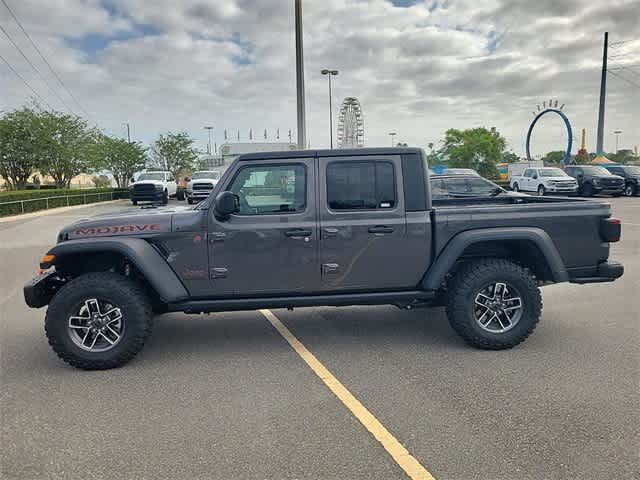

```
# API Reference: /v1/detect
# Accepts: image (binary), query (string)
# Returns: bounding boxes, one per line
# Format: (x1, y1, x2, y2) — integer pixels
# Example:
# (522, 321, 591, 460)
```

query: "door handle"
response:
(323, 227, 338, 237)
(285, 229, 312, 238)
(368, 225, 394, 234)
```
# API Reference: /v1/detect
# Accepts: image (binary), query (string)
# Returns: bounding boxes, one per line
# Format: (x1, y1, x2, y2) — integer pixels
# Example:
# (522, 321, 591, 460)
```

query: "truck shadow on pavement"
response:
(140, 306, 465, 363)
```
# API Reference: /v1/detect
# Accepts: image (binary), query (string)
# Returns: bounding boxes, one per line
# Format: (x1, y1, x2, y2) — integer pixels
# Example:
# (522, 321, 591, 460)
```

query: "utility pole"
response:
(294, 0, 306, 149)
(126, 123, 131, 143)
(596, 32, 608, 155)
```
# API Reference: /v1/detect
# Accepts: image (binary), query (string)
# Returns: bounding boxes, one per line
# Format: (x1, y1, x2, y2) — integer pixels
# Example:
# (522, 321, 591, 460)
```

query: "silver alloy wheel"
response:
(624, 185, 634, 197)
(68, 298, 124, 352)
(473, 282, 523, 333)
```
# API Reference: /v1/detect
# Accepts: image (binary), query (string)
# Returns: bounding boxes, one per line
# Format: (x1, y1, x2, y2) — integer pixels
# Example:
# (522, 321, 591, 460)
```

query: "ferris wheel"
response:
(337, 97, 365, 148)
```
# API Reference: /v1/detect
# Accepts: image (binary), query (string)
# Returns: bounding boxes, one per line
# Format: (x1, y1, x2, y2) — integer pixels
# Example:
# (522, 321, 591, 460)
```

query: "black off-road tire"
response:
(45, 272, 153, 370)
(446, 258, 542, 350)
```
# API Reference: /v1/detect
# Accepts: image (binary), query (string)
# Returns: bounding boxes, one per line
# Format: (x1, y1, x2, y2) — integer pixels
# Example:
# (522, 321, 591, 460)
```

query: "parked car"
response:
(431, 173, 524, 199)
(564, 165, 625, 197)
(25, 148, 623, 370)
(510, 167, 578, 196)
(601, 165, 640, 197)
(129, 171, 177, 205)
(186, 171, 221, 204)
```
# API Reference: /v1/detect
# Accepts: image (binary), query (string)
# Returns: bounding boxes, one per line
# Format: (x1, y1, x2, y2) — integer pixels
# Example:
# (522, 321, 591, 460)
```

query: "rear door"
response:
(318, 154, 414, 291)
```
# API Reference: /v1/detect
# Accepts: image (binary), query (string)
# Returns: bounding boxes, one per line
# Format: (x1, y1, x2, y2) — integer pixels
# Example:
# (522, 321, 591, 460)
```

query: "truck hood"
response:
(58, 205, 194, 242)
(544, 176, 577, 181)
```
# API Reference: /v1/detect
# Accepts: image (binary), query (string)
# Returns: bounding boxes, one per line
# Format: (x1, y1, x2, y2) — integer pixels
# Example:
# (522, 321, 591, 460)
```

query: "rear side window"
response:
(327, 161, 396, 210)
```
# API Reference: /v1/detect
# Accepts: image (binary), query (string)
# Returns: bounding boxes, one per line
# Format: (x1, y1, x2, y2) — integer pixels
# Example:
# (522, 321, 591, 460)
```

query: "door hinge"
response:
(211, 267, 228, 279)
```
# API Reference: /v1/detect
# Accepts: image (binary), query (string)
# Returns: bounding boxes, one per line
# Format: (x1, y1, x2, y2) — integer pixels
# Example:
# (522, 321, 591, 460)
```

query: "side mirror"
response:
(213, 191, 239, 220)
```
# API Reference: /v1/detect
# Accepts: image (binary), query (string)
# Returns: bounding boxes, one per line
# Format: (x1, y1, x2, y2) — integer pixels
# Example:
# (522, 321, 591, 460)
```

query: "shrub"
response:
(0, 188, 129, 217)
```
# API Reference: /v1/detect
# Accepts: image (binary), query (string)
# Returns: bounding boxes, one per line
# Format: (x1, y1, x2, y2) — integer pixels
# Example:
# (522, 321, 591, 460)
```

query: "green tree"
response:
(0, 108, 43, 190)
(148, 132, 198, 179)
(94, 135, 147, 187)
(442, 127, 506, 178)
(542, 151, 565, 165)
(36, 111, 97, 188)
(502, 151, 519, 164)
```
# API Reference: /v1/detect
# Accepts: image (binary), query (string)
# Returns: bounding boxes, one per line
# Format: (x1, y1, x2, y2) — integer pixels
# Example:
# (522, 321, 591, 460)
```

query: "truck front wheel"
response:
(446, 259, 542, 350)
(44, 272, 153, 370)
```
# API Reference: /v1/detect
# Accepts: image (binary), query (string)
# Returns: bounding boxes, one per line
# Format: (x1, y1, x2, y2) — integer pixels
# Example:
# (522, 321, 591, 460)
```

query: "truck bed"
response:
(431, 196, 612, 275)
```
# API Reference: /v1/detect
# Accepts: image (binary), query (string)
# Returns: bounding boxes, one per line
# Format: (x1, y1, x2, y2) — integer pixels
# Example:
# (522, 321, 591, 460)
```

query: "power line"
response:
(0, 21, 74, 113)
(609, 60, 640, 78)
(0, 52, 54, 109)
(609, 69, 640, 89)
(0, 0, 90, 118)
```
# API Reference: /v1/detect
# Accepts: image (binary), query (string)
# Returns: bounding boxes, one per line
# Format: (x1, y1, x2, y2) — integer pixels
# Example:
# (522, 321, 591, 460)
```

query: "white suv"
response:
(130, 171, 177, 205)
(186, 171, 221, 204)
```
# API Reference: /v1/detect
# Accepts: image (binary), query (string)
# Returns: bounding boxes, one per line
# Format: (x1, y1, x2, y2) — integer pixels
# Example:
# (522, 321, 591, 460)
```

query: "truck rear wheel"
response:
(446, 259, 542, 350)
(45, 272, 153, 370)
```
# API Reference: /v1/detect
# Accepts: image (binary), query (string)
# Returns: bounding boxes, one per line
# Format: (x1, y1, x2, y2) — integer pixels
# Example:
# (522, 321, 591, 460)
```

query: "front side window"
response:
(228, 164, 306, 215)
(326, 161, 396, 210)
(524, 169, 533, 177)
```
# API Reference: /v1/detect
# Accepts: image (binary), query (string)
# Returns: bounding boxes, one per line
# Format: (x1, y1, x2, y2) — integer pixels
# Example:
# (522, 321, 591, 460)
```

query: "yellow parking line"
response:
(260, 309, 436, 480)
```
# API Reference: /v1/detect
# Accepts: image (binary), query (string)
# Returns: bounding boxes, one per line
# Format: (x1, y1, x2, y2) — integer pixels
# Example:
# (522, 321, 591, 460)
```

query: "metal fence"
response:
(0, 191, 127, 217)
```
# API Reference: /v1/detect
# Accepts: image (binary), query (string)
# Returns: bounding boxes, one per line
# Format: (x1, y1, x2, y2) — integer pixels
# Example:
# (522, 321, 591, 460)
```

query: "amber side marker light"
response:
(39, 254, 55, 270)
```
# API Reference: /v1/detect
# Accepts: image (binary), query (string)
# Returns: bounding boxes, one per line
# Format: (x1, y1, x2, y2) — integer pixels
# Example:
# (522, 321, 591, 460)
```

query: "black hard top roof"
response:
(238, 147, 423, 161)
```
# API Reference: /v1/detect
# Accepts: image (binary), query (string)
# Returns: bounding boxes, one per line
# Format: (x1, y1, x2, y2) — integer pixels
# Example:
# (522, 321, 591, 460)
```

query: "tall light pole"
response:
(294, 0, 306, 149)
(614, 130, 622, 153)
(596, 32, 608, 155)
(204, 126, 213, 155)
(321, 69, 338, 148)
(388, 132, 397, 147)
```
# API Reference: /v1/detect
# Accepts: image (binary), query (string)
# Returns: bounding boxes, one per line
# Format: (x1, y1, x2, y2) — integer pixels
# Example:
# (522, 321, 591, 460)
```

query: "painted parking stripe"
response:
(261, 309, 436, 480)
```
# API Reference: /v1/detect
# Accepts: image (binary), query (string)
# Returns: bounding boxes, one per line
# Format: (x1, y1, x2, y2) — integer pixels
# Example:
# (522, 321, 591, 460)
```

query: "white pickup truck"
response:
(510, 167, 578, 196)
(130, 171, 178, 205)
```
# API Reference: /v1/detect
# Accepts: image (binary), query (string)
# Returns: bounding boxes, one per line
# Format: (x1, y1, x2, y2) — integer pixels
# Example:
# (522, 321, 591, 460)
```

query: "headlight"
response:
(592, 178, 600, 185)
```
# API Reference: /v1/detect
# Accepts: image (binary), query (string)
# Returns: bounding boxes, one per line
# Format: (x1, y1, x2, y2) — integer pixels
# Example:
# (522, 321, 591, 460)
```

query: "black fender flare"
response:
(42, 237, 189, 303)
(421, 227, 569, 290)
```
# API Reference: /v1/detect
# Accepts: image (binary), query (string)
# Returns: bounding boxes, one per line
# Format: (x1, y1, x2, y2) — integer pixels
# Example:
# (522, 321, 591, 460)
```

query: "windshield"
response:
(581, 166, 612, 176)
(137, 173, 164, 181)
(539, 168, 567, 177)
(192, 171, 220, 180)
(622, 166, 640, 175)
(431, 176, 503, 199)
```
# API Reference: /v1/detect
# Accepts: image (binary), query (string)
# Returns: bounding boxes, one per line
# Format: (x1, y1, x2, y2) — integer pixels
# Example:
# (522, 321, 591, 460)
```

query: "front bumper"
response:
(546, 186, 578, 193)
(131, 190, 164, 202)
(186, 190, 212, 200)
(593, 184, 625, 195)
(569, 260, 624, 284)
(24, 270, 62, 308)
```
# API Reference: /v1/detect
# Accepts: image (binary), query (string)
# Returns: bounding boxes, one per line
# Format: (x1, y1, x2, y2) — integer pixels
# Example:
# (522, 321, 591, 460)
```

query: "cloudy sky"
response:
(1, 0, 638, 157)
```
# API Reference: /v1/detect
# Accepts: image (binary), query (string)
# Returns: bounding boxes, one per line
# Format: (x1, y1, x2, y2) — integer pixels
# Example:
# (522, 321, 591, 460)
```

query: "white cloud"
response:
(0, 0, 638, 155)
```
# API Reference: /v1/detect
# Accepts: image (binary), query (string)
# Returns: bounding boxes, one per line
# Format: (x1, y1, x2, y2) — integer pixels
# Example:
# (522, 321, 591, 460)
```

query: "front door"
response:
(318, 155, 412, 291)
(208, 158, 318, 296)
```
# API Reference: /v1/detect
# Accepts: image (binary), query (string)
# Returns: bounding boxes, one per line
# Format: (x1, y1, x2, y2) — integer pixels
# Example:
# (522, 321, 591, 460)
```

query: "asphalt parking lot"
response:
(1, 197, 639, 480)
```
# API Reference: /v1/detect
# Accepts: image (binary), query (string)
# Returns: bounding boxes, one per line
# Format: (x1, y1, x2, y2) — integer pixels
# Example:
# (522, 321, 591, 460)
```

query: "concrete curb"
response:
(0, 200, 128, 223)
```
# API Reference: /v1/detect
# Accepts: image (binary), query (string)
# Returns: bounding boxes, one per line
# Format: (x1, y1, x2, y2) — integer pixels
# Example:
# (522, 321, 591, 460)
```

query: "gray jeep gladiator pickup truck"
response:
(24, 148, 624, 370)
